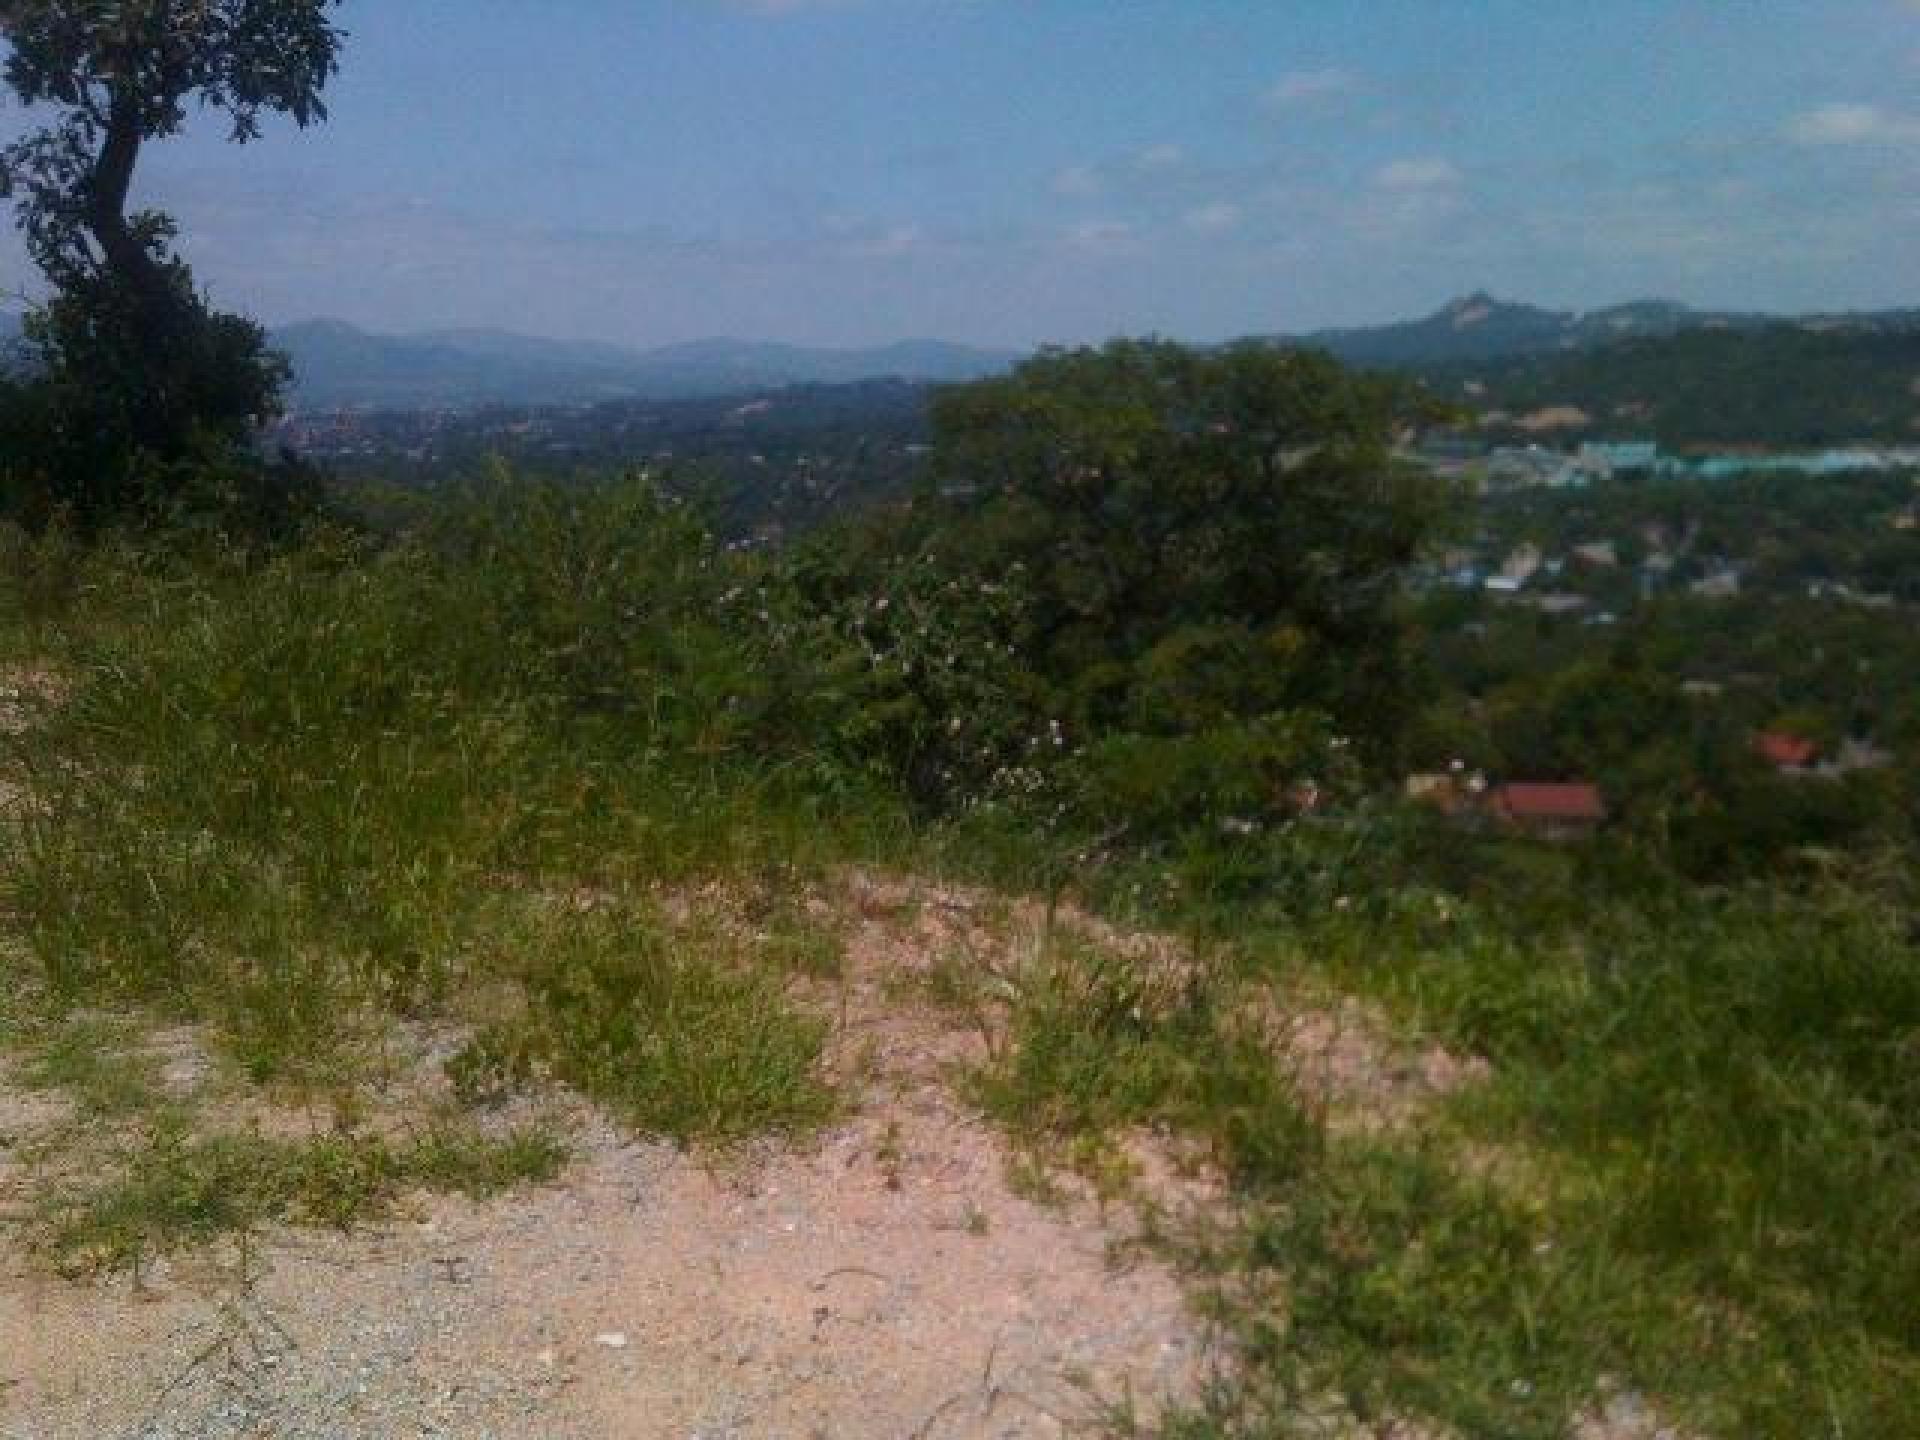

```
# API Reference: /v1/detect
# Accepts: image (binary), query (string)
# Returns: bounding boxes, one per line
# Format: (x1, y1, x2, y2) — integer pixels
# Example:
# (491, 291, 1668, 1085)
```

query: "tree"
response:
(798, 341, 1447, 821)
(926, 340, 1448, 768)
(0, 1, 343, 524)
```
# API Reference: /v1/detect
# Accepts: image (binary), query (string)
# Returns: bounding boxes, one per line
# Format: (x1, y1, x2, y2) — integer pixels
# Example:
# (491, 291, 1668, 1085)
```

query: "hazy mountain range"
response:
(3, 297, 1916, 409)
(0, 311, 1019, 406)
(269, 322, 1024, 409)
(1292, 293, 1920, 369)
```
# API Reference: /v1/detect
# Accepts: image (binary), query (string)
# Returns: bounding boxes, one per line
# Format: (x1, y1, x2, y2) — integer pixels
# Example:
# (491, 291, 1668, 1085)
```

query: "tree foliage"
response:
(802, 341, 1449, 821)
(1438, 324, 1920, 448)
(0, 1, 344, 526)
(930, 342, 1443, 750)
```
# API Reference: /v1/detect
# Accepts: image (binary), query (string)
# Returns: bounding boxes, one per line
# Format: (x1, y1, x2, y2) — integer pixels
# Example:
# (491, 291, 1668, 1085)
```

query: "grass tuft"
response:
(37, 1117, 567, 1277)
(448, 908, 835, 1144)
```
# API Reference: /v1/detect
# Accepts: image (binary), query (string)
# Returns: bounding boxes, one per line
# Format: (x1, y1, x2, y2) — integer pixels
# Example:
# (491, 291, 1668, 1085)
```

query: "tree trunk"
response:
(86, 90, 173, 313)
(83, 86, 193, 450)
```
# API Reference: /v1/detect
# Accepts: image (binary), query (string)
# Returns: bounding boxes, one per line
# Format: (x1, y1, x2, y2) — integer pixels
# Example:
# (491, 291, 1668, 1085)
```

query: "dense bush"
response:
(790, 340, 1448, 831)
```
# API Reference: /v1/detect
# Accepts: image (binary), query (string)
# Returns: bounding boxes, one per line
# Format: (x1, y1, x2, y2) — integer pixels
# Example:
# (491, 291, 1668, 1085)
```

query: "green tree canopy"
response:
(0, 0, 343, 525)
(801, 341, 1449, 817)
(928, 340, 1446, 764)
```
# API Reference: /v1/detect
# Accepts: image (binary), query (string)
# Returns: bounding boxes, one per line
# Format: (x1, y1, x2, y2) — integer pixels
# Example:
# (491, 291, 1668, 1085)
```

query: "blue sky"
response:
(4, 0, 1919, 347)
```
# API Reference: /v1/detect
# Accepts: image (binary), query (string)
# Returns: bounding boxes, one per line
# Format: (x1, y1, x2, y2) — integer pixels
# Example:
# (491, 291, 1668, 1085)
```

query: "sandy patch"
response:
(3, 1105, 1198, 1440)
(1, 1112, 1204, 1440)
(0, 665, 64, 736)
(0, 868, 1210, 1439)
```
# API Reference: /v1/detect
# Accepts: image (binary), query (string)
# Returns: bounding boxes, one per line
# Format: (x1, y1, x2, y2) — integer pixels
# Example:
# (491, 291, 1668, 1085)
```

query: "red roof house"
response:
(1753, 732, 1819, 771)
(1487, 782, 1608, 840)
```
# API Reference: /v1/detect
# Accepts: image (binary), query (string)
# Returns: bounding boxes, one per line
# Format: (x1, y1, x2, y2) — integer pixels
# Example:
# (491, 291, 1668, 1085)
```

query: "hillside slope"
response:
(1427, 322, 1920, 445)
(1297, 293, 1737, 367)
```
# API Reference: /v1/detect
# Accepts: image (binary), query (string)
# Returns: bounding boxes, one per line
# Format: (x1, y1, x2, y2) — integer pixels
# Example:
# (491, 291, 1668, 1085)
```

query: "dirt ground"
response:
(2, 1115, 1205, 1439)
(0, 871, 1213, 1440)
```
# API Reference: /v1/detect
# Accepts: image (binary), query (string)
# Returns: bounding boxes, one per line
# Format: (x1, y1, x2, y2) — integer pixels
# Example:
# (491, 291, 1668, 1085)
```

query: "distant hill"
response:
(1271, 294, 1920, 447)
(1291, 292, 1920, 370)
(16, 298, 1920, 447)
(1424, 322, 1920, 448)
(271, 320, 1023, 409)
(1291, 293, 1763, 368)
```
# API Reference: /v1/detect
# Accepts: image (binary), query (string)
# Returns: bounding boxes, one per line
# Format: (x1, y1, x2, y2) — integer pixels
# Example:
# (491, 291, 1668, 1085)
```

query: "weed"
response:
(449, 908, 834, 1144)
(36, 1116, 567, 1277)
(16, 1014, 167, 1118)
(1091, 885, 1920, 1438)
(741, 889, 847, 980)
(0, 489, 853, 1152)
(875, 1118, 905, 1190)
(974, 935, 1319, 1189)
(0, 516, 86, 631)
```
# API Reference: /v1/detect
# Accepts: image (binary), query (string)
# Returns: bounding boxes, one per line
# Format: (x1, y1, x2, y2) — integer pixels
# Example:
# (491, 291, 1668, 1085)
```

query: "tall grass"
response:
(923, 787, 1920, 1435)
(0, 481, 865, 1118)
(1076, 852, 1920, 1438)
(38, 1116, 567, 1277)
(449, 906, 836, 1142)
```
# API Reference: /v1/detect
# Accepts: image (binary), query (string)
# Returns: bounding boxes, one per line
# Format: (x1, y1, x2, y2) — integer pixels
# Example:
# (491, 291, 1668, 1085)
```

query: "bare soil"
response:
(1, 1112, 1204, 1439)
(0, 869, 1213, 1440)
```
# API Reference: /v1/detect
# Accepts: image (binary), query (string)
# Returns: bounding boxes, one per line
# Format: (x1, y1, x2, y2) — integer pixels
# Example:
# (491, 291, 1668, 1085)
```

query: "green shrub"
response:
(1067, 711, 1354, 841)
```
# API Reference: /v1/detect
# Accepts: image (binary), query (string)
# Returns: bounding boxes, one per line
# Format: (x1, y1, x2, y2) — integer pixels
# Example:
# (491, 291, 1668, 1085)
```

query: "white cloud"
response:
(1262, 68, 1357, 108)
(1786, 102, 1920, 145)
(1183, 202, 1242, 234)
(1050, 145, 1186, 204)
(1374, 157, 1461, 191)
(842, 222, 928, 260)
(1051, 165, 1102, 198)
(1063, 219, 1138, 255)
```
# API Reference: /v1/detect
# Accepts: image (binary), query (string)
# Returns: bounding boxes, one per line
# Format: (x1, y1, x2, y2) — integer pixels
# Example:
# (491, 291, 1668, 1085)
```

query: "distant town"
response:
(1413, 435, 1920, 492)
